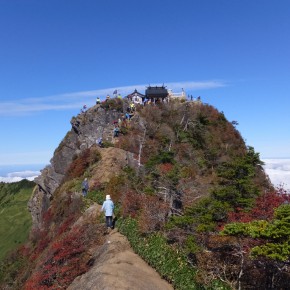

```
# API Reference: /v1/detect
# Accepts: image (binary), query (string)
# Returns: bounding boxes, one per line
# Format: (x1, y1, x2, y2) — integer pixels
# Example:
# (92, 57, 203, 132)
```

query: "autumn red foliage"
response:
(138, 195, 169, 233)
(227, 187, 290, 223)
(158, 163, 174, 174)
(24, 224, 104, 290)
(121, 190, 143, 218)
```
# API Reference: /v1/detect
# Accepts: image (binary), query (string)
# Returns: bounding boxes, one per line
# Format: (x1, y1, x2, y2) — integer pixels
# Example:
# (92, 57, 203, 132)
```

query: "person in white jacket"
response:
(101, 195, 115, 229)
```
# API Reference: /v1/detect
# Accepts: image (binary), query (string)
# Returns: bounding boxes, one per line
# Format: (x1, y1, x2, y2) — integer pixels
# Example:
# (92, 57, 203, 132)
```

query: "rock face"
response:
(68, 230, 173, 290)
(29, 104, 126, 230)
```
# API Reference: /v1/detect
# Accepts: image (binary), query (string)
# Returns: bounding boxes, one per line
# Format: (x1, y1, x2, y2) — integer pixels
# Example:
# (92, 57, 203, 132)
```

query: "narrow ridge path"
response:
(68, 230, 173, 290)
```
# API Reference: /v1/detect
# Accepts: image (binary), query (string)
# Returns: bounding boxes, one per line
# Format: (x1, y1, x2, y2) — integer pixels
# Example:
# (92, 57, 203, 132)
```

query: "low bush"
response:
(118, 217, 201, 290)
(86, 190, 104, 204)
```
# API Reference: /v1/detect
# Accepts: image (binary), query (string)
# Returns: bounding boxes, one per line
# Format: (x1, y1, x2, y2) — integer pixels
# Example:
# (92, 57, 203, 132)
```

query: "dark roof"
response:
(145, 86, 168, 98)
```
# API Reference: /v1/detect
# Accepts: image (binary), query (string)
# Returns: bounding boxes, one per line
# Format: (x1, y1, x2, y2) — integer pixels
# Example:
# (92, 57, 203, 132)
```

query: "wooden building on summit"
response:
(145, 85, 168, 101)
(126, 85, 169, 104)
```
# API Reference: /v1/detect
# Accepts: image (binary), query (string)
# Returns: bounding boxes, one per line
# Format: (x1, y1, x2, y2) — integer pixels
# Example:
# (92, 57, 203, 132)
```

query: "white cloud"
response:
(0, 170, 40, 183)
(262, 159, 290, 191)
(0, 176, 38, 183)
(0, 80, 226, 116)
(7, 170, 40, 178)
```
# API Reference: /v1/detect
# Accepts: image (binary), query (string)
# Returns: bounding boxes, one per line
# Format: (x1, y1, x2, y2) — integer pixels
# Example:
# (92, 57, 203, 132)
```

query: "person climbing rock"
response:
(81, 104, 87, 113)
(97, 137, 103, 147)
(82, 178, 89, 197)
(96, 97, 101, 104)
(113, 125, 120, 137)
(125, 112, 130, 120)
(101, 194, 115, 229)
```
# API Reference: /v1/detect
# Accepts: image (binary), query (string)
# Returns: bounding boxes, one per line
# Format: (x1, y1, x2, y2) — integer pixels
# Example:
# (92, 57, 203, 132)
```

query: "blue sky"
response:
(0, 0, 290, 181)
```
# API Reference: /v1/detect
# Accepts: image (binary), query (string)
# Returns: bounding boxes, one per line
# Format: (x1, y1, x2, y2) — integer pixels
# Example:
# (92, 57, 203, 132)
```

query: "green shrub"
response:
(145, 151, 175, 170)
(118, 217, 201, 290)
(222, 204, 290, 261)
(102, 141, 114, 148)
(167, 198, 231, 233)
(86, 190, 105, 204)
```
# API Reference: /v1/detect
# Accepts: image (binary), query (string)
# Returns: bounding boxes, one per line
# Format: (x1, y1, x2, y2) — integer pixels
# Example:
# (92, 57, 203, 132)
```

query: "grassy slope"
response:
(0, 180, 34, 261)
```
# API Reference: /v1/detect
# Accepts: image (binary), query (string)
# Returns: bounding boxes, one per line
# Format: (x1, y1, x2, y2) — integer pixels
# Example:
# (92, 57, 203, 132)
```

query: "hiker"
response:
(97, 137, 103, 147)
(82, 178, 89, 197)
(113, 126, 120, 137)
(125, 112, 130, 120)
(129, 103, 135, 113)
(101, 194, 115, 229)
(117, 93, 122, 99)
(113, 90, 118, 98)
(96, 97, 101, 104)
(81, 104, 87, 113)
(106, 95, 110, 101)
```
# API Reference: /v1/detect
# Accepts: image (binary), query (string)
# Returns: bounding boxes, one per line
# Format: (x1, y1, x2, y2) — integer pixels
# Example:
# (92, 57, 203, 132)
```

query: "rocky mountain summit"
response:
(3, 98, 289, 290)
(30, 101, 136, 231)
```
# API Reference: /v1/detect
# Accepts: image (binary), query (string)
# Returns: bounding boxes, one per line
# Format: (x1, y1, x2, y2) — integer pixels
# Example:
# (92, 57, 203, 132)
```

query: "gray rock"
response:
(30, 103, 127, 230)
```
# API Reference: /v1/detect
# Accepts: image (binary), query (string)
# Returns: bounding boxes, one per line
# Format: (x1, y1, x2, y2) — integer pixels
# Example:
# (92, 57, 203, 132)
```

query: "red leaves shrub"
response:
(57, 215, 76, 236)
(66, 149, 91, 179)
(42, 208, 53, 227)
(120, 187, 170, 234)
(121, 190, 143, 218)
(227, 188, 290, 223)
(65, 147, 101, 179)
(29, 229, 51, 262)
(24, 225, 104, 290)
(158, 163, 174, 174)
(138, 195, 169, 233)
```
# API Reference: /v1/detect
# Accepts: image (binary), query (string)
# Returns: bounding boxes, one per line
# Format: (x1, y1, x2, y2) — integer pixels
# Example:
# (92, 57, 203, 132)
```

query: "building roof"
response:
(145, 86, 168, 98)
(126, 89, 145, 98)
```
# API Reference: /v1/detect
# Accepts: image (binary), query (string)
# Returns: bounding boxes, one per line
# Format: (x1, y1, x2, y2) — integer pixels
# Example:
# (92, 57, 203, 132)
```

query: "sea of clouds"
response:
(262, 159, 290, 191)
(0, 170, 40, 183)
(0, 160, 289, 192)
(0, 164, 43, 183)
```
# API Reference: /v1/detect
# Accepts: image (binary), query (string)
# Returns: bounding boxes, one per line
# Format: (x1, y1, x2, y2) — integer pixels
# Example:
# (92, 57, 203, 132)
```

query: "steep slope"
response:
(29, 100, 129, 231)
(2, 98, 281, 290)
(0, 180, 34, 260)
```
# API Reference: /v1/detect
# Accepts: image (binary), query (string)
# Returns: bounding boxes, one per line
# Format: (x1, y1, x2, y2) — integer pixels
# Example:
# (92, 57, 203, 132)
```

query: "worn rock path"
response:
(68, 229, 173, 290)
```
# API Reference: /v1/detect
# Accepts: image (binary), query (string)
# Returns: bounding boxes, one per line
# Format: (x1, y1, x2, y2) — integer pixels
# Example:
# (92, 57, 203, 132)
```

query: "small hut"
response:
(126, 89, 145, 104)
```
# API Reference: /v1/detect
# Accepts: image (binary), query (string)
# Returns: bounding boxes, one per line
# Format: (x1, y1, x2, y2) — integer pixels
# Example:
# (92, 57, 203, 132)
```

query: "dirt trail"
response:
(68, 229, 173, 290)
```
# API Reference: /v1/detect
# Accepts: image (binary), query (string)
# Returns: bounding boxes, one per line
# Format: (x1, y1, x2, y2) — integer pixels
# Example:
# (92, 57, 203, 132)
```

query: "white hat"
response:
(106, 195, 111, 200)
